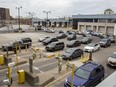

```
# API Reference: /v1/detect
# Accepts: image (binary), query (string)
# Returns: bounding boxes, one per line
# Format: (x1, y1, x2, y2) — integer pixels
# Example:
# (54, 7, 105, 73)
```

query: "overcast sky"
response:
(0, 0, 116, 18)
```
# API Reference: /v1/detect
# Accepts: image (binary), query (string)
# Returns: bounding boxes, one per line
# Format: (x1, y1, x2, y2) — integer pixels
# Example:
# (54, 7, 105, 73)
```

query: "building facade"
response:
(32, 18, 72, 28)
(72, 10, 116, 35)
(14, 18, 32, 25)
(0, 7, 10, 20)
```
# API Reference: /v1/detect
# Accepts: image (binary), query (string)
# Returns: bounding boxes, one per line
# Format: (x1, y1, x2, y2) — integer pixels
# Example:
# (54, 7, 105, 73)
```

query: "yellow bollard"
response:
(8, 66, 12, 79)
(71, 64, 75, 87)
(0, 55, 4, 65)
(16, 42, 19, 73)
(80, 55, 83, 62)
(18, 70, 25, 84)
(83, 54, 87, 63)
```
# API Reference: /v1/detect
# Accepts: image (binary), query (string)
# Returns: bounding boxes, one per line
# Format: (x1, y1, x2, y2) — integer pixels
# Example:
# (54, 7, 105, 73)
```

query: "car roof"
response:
(81, 62, 100, 72)
(88, 43, 96, 46)
(51, 41, 64, 44)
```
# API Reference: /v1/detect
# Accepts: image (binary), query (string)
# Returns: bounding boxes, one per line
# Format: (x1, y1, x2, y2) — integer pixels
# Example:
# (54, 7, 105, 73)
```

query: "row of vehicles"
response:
(1, 37, 32, 51)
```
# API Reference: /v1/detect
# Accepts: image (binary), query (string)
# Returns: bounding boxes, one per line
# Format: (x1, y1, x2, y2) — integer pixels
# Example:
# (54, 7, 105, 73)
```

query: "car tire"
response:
(100, 77, 104, 82)
(70, 56, 73, 60)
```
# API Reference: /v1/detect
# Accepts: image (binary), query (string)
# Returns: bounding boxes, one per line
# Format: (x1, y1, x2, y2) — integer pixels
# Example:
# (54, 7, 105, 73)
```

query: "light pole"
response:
(16, 6, 22, 31)
(43, 11, 51, 28)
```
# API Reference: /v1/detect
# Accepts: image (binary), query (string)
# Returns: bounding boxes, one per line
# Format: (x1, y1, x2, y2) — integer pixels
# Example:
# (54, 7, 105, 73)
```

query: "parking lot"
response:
(0, 28, 116, 87)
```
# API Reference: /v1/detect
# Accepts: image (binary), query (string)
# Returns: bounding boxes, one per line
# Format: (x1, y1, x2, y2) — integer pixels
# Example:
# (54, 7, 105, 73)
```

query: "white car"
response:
(84, 43, 100, 52)
(45, 29, 55, 33)
(107, 52, 116, 67)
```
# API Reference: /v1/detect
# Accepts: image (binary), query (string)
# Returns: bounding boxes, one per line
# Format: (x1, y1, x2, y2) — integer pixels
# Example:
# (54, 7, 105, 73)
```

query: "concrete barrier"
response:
(25, 71, 39, 86)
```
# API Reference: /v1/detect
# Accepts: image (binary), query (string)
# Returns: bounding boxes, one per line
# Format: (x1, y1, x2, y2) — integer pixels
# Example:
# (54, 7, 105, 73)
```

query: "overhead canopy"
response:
(72, 14, 116, 19)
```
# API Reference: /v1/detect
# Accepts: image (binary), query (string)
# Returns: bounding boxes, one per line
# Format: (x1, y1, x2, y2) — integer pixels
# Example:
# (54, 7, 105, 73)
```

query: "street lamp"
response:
(16, 6, 22, 31)
(43, 11, 51, 28)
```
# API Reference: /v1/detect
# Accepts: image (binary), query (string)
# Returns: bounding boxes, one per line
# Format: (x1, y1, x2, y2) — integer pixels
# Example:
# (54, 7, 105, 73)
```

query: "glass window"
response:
(75, 68, 90, 80)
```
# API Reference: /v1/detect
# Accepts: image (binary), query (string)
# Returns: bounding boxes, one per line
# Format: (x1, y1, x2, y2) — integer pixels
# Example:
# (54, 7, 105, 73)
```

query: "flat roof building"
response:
(72, 9, 116, 35)
(0, 7, 10, 20)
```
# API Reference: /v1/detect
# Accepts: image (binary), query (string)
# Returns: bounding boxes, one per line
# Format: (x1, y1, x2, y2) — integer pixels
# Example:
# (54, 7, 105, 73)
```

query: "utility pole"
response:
(16, 6, 22, 31)
(43, 11, 51, 28)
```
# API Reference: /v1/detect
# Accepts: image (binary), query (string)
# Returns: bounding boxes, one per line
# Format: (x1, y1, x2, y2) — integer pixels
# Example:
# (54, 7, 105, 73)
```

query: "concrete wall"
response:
(78, 22, 115, 34)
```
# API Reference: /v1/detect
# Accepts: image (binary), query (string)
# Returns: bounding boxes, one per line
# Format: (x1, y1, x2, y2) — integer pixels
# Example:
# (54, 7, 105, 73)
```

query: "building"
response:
(72, 9, 116, 35)
(14, 18, 32, 25)
(0, 7, 10, 20)
(104, 9, 114, 14)
(32, 18, 72, 28)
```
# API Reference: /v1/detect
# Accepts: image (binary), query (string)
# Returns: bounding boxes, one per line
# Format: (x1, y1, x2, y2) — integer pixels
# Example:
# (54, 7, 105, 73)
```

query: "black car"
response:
(1, 37, 32, 51)
(67, 34, 77, 40)
(42, 37, 58, 45)
(45, 42, 64, 52)
(57, 33, 67, 39)
(62, 48, 83, 60)
(81, 37, 92, 44)
(99, 38, 111, 47)
(66, 40, 81, 47)
(99, 34, 107, 39)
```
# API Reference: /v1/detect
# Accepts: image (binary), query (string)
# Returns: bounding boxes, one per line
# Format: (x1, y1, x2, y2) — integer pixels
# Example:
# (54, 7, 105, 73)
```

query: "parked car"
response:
(84, 43, 100, 52)
(67, 34, 77, 40)
(91, 32, 100, 36)
(45, 29, 55, 33)
(14, 28, 25, 33)
(107, 52, 116, 67)
(38, 37, 50, 42)
(45, 42, 64, 52)
(42, 37, 58, 45)
(106, 34, 115, 43)
(99, 38, 111, 47)
(99, 34, 107, 39)
(85, 30, 94, 34)
(59, 30, 69, 36)
(64, 62, 105, 87)
(57, 33, 67, 39)
(81, 37, 92, 44)
(1, 37, 32, 51)
(84, 34, 92, 39)
(66, 40, 81, 48)
(62, 48, 83, 60)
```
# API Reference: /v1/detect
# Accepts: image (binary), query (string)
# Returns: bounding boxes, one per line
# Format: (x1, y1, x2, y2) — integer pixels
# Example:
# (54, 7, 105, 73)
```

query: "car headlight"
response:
(66, 78, 67, 82)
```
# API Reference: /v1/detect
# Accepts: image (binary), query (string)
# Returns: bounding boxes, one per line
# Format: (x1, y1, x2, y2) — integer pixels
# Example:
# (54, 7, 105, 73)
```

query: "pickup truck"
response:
(1, 37, 32, 51)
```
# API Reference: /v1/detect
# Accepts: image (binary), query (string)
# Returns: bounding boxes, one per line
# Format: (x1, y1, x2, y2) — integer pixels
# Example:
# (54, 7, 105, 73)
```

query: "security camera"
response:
(3, 79, 9, 85)
(8, 62, 15, 67)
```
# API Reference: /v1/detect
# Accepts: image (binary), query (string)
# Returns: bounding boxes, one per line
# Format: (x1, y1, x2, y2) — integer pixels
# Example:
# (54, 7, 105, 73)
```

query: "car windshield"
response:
(101, 39, 107, 42)
(111, 54, 116, 58)
(65, 49, 75, 54)
(44, 38, 52, 42)
(49, 42, 56, 46)
(88, 43, 95, 47)
(83, 37, 89, 40)
(70, 40, 76, 44)
(75, 68, 90, 80)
